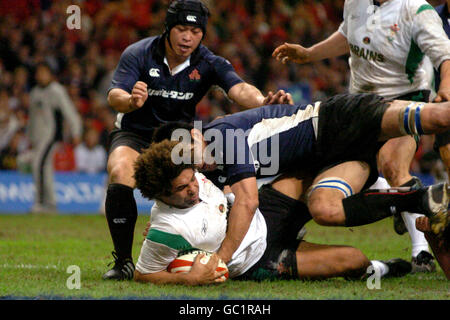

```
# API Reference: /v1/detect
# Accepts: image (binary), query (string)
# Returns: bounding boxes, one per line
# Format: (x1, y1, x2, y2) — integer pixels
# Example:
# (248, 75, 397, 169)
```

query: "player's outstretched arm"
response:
(435, 60, 450, 102)
(134, 253, 226, 286)
(217, 177, 259, 264)
(228, 83, 293, 109)
(272, 31, 349, 65)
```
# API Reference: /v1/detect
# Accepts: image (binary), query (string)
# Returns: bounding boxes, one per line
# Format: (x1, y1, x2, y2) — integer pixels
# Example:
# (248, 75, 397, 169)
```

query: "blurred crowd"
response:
(0, 0, 447, 180)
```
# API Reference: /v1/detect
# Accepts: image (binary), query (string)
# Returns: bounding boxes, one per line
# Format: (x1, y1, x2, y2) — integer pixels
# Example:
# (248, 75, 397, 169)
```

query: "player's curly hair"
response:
(133, 140, 196, 200)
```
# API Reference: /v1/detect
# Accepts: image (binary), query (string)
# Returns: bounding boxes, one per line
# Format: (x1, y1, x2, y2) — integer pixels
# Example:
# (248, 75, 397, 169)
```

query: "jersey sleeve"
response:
(53, 84, 83, 139)
(135, 237, 179, 274)
(222, 128, 256, 186)
(108, 43, 143, 94)
(411, 1, 450, 70)
(210, 56, 244, 93)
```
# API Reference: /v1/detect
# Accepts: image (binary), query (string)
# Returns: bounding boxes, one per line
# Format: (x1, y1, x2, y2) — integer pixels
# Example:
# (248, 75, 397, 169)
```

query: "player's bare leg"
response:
(296, 241, 411, 280)
(379, 100, 450, 140)
(377, 135, 435, 272)
(378, 136, 416, 187)
(379, 100, 450, 235)
(103, 146, 140, 280)
(307, 161, 370, 226)
(306, 157, 449, 235)
(107, 146, 139, 186)
(296, 241, 369, 279)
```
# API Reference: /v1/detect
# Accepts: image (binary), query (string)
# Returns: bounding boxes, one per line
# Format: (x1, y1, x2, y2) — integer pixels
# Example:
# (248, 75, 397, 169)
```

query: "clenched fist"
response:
(130, 81, 148, 109)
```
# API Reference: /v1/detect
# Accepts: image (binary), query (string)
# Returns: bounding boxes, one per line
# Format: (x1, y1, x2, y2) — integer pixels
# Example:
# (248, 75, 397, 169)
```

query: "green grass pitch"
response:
(0, 214, 448, 300)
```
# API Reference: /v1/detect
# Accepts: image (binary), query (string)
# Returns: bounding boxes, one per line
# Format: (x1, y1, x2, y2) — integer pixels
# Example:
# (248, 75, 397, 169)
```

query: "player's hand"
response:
(434, 87, 450, 102)
(263, 90, 294, 105)
(415, 216, 431, 233)
(188, 253, 227, 285)
(130, 81, 148, 109)
(272, 42, 311, 65)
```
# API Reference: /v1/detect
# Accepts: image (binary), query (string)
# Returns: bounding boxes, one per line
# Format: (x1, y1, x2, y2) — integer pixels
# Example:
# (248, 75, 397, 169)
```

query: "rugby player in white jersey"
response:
(133, 140, 413, 285)
(272, 0, 450, 272)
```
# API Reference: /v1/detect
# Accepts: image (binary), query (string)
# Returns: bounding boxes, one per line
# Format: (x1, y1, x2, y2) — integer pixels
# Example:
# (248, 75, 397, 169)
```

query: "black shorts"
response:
(108, 128, 153, 155)
(234, 184, 312, 281)
(316, 93, 390, 188)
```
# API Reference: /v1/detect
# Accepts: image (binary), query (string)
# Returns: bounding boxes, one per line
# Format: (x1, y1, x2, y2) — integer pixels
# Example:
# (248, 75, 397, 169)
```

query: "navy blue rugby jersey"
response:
(109, 35, 244, 138)
(201, 102, 320, 187)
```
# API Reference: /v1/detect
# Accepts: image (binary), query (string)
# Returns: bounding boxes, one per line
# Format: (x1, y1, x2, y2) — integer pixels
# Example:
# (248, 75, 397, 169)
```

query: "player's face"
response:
(161, 168, 200, 209)
(169, 25, 203, 58)
(35, 65, 52, 87)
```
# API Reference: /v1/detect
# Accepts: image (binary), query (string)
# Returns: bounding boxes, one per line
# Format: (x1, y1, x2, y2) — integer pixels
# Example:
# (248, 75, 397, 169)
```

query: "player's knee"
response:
(337, 247, 369, 275)
(108, 158, 135, 184)
(379, 159, 407, 186)
(308, 198, 344, 226)
(428, 104, 450, 131)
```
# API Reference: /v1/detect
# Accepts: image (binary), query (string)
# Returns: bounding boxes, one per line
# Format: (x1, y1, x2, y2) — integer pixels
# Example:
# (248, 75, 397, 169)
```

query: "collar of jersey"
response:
(164, 56, 191, 76)
(154, 198, 203, 213)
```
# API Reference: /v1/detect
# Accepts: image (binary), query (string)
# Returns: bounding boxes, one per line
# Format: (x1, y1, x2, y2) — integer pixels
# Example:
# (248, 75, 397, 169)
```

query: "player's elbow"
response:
(245, 198, 259, 216)
(134, 270, 145, 282)
(107, 90, 114, 107)
(134, 270, 153, 283)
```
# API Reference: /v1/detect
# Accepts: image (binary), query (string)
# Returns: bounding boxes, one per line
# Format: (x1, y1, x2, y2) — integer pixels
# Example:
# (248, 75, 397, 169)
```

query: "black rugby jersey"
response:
(200, 103, 320, 187)
(109, 35, 244, 138)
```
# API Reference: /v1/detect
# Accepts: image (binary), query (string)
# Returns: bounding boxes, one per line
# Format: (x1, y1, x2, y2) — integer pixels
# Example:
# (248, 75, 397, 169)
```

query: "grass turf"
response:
(0, 214, 448, 300)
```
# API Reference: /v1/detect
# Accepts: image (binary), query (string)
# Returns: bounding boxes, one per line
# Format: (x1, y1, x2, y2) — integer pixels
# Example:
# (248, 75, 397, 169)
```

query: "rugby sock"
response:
(401, 212, 430, 257)
(105, 183, 138, 261)
(342, 188, 425, 227)
(397, 178, 430, 257)
(370, 260, 389, 278)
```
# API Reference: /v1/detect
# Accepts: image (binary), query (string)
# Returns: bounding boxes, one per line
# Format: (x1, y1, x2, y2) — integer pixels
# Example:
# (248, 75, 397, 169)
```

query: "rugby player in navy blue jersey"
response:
(153, 93, 450, 264)
(103, 0, 293, 280)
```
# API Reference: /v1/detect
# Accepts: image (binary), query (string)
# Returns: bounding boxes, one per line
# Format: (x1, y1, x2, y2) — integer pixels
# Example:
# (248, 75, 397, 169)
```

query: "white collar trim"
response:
(164, 56, 191, 76)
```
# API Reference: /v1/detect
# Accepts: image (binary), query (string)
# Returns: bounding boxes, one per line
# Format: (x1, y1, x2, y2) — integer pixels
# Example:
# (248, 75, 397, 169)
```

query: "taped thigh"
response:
(398, 102, 425, 136)
(307, 177, 354, 200)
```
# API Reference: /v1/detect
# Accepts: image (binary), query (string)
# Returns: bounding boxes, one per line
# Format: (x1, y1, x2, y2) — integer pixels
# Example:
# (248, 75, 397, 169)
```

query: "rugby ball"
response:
(167, 250, 229, 280)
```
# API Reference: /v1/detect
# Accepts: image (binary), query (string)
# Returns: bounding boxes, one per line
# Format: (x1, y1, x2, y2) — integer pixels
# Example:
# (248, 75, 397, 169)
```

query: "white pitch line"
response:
(0, 263, 60, 270)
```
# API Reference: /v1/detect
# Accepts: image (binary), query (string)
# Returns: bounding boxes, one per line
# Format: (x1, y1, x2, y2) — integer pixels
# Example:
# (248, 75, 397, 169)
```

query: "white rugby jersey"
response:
(135, 172, 267, 278)
(338, 0, 450, 99)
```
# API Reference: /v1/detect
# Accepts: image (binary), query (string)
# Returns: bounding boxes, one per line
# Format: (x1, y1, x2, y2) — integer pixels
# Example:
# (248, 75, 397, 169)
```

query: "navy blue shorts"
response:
(108, 128, 153, 155)
(234, 184, 311, 281)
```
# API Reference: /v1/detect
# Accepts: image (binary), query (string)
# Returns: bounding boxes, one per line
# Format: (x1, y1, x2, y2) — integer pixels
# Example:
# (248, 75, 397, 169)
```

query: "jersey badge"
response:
(218, 203, 226, 214)
(363, 36, 370, 44)
(201, 218, 208, 236)
(149, 68, 160, 77)
(390, 24, 400, 32)
(388, 24, 399, 43)
(189, 68, 201, 81)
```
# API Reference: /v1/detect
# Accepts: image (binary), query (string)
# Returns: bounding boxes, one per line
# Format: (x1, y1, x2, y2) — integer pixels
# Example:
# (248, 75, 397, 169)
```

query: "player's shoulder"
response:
(121, 35, 160, 57)
(342, 0, 367, 13)
(150, 203, 183, 233)
(48, 81, 66, 94)
(196, 44, 233, 67)
(404, 0, 436, 16)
